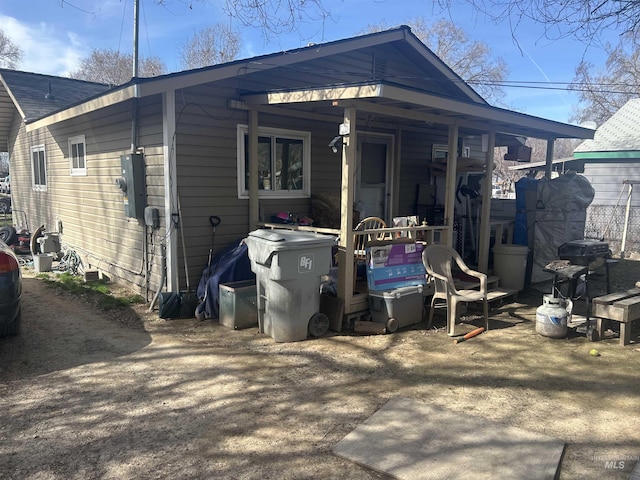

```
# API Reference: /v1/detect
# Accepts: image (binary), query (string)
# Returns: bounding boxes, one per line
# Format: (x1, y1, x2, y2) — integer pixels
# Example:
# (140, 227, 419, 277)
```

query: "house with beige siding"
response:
(0, 26, 594, 317)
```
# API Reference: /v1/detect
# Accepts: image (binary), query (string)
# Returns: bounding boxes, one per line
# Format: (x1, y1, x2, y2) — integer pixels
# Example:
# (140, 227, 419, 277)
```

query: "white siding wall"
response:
(582, 163, 640, 207)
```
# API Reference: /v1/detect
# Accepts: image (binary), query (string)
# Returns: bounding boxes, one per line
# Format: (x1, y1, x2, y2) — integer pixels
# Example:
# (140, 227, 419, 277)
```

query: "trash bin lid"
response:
(246, 229, 336, 264)
(247, 229, 336, 247)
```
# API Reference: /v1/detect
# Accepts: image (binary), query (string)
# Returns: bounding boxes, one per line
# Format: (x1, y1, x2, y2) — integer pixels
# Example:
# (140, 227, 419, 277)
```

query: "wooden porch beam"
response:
(478, 131, 496, 273)
(248, 109, 260, 229)
(334, 99, 454, 126)
(444, 124, 459, 247)
(544, 138, 555, 179)
(337, 106, 357, 313)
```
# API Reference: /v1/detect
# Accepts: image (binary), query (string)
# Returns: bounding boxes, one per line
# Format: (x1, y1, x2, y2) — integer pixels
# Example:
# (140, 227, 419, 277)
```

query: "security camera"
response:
(328, 136, 342, 153)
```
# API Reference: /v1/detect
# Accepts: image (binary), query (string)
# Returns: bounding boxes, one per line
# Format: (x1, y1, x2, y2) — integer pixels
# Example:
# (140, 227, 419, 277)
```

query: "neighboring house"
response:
(573, 99, 640, 256)
(0, 26, 594, 311)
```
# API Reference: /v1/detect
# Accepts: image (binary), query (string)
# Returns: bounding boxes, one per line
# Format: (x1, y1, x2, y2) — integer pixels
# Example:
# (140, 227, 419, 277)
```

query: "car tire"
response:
(0, 199, 9, 213)
(0, 226, 18, 245)
(0, 307, 21, 337)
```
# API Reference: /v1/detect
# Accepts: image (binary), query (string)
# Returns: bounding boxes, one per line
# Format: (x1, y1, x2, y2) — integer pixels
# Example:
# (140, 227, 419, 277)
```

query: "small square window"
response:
(69, 134, 86, 176)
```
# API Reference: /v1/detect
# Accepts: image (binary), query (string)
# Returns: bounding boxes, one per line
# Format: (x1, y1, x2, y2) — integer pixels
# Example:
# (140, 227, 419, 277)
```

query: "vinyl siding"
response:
(582, 163, 640, 207)
(172, 83, 346, 289)
(8, 97, 166, 296)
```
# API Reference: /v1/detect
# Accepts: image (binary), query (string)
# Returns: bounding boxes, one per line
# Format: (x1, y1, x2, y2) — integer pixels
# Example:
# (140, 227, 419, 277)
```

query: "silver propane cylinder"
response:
(536, 294, 570, 338)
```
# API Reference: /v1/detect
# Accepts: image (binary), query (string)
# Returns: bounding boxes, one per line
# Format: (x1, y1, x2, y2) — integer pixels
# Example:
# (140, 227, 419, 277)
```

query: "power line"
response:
(467, 80, 639, 95)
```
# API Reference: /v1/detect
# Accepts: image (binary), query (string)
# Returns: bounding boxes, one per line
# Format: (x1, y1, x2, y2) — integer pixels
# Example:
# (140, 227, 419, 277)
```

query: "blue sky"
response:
(0, 0, 621, 124)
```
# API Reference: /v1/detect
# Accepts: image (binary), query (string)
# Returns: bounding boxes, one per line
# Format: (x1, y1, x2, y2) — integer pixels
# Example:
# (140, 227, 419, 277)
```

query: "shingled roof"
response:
(574, 98, 640, 157)
(0, 69, 111, 122)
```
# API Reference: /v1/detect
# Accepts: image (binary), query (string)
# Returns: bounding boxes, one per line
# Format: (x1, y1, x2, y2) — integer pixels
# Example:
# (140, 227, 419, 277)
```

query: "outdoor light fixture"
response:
(328, 136, 343, 153)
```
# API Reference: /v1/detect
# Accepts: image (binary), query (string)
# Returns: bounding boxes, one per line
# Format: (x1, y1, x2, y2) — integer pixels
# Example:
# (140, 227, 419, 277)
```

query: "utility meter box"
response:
(118, 153, 146, 219)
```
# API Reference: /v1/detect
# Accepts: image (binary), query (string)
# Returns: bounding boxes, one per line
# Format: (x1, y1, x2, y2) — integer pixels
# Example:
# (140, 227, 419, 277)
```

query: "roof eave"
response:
(25, 85, 137, 132)
(242, 82, 595, 140)
(574, 150, 640, 160)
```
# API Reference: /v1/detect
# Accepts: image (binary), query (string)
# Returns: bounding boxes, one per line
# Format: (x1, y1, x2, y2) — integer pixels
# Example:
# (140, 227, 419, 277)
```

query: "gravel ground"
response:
(0, 259, 639, 479)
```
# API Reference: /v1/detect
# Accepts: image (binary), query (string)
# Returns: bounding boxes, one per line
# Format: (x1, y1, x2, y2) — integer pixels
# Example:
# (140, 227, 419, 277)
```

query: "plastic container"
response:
(536, 294, 570, 338)
(37, 233, 61, 255)
(33, 254, 53, 273)
(368, 285, 424, 333)
(493, 244, 529, 290)
(245, 229, 336, 342)
(219, 280, 258, 330)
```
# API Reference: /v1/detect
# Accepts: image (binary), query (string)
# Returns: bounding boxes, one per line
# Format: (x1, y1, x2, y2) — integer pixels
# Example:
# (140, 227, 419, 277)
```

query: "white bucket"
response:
(493, 244, 529, 290)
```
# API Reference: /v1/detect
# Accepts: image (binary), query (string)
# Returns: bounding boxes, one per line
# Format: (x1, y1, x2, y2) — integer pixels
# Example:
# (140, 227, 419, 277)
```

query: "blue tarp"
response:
(196, 240, 255, 319)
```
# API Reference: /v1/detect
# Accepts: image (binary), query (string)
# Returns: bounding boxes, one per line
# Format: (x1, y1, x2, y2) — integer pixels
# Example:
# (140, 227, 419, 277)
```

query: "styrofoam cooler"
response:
(368, 285, 424, 333)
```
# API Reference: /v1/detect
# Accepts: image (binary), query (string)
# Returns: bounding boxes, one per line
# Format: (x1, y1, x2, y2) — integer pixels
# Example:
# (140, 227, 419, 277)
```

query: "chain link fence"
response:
(586, 204, 640, 258)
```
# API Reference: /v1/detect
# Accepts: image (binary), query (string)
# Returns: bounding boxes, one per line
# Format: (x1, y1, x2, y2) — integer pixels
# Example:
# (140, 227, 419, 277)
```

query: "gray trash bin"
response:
(245, 229, 336, 342)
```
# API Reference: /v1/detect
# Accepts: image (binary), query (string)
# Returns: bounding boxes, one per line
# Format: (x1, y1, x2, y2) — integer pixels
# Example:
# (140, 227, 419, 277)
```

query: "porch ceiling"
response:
(241, 82, 595, 142)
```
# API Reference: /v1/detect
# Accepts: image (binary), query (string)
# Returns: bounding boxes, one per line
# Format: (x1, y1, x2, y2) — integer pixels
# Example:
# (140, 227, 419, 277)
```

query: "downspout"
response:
(149, 244, 166, 312)
(131, 0, 140, 155)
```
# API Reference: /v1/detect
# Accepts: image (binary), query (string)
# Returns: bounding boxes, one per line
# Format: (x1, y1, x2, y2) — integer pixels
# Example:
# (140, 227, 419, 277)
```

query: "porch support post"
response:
(248, 109, 260, 228)
(444, 123, 459, 247)
(337, 106, 357, 312)
(391, 127, 402, 218)
(478, 131, 496, 273)
(162, 89, 178, 292)
(544, 138, 555, 179)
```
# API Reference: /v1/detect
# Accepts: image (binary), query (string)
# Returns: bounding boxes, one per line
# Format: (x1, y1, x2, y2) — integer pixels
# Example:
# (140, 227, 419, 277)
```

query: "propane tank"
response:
(536, 294, 570, 338)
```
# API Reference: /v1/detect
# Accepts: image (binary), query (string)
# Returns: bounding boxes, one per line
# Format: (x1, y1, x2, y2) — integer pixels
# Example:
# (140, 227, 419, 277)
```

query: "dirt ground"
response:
(1, 260, 639, 479)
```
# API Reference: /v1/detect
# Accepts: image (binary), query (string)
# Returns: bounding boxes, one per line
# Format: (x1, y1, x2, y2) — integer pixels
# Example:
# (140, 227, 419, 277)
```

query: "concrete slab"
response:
(333, 397, 564, 480)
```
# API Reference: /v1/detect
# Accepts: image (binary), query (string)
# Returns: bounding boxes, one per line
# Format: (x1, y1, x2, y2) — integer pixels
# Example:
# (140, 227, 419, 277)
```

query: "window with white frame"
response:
(31, 145, 47, 191)
(237, 125, 310, 198)
(69, 134, 86, 175)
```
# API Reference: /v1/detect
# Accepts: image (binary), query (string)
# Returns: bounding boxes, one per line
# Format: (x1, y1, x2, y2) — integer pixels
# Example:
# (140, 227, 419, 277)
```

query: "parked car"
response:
(0, 237, 22, 336)
(0, 175, 10, 194)
(0, 196, 11, 214)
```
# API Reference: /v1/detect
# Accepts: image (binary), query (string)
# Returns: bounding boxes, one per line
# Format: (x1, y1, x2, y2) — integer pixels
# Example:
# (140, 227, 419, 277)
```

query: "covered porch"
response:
(240, 81, 595, 320)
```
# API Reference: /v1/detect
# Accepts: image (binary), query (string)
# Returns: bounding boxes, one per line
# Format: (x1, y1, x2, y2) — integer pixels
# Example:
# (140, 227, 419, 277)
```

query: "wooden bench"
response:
(591, 288, 640, 346)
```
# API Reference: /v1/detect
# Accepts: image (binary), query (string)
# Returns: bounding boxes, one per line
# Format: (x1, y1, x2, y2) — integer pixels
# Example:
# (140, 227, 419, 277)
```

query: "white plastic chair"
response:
(422, 244, 489, 336)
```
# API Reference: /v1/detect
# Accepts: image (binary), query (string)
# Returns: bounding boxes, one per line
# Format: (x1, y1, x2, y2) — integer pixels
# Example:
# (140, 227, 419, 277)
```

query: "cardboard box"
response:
(366, 242, 426, 291)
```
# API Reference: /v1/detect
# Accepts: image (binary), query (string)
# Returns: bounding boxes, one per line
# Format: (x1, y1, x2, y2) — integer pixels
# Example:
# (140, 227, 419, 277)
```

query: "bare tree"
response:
(69, 48, 167, 85)
(221, 0, 331, 37)
(362, 18, 508, 105)
(437, 0, 640, 43)
(157, 0, 332, 38)
(570, 34, 640, 126)
(179, 24, 241, 70)
(0, 29, 22, 69)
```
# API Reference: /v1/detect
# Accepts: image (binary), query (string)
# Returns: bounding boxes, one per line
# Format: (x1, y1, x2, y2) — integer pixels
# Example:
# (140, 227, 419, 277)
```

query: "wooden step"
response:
(487, 288, 518, 303)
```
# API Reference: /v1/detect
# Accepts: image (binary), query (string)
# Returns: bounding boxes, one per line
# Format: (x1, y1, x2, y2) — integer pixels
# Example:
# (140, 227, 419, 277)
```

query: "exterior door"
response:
(356, 135, 392, 221)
